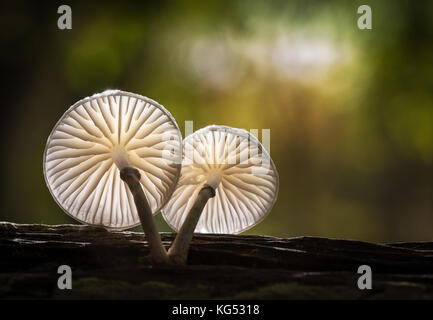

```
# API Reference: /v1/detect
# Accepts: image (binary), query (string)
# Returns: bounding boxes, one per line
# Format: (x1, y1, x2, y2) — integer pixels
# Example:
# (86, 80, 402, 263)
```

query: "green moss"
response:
(226, 282, 362, 300)
(2, 274, 433, 300)
(0, 273, 54, 299)
(53, 277, 216, 299)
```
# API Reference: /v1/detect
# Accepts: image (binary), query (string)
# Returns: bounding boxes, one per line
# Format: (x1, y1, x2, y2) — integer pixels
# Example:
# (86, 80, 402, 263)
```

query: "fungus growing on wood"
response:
(162, 125, 279, 264)
(43, 90, 182, 263)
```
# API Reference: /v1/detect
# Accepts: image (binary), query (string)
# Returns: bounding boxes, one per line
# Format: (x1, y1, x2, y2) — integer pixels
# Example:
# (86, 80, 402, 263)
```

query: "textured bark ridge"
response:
(0, 222, 432, 299)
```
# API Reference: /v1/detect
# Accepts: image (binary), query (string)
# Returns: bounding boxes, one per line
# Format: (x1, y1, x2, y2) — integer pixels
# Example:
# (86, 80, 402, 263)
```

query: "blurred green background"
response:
(1, 0, 432, 242)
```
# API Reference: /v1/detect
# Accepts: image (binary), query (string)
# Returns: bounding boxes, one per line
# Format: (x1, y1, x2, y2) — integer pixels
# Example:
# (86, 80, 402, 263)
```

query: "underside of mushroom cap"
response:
(162, 125, 279, 234)
(43, 90, 182, 230)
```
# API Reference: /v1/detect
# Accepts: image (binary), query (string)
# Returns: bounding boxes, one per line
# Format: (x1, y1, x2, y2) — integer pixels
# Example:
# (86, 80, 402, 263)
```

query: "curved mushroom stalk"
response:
(168, 184, 215, 264)
(164, 125, 279, 265)
(120, 167, 170, 264)
(43, 90, 182, 264)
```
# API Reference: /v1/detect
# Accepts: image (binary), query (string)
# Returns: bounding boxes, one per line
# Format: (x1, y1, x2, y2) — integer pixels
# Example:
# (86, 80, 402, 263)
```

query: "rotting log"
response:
(0, 222, 432, 299)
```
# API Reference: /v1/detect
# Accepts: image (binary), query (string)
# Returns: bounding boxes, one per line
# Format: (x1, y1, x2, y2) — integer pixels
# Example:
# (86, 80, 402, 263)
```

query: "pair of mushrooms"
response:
(43, 90, 279, 265)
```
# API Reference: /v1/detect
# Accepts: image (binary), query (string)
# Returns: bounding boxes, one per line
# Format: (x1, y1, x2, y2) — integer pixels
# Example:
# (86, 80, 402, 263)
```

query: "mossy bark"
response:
(0, 222, 432, 299)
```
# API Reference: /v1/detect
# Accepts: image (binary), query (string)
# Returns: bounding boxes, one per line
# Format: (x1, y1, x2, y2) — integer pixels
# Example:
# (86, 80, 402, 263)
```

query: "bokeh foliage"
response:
(1, 0, 432, 241)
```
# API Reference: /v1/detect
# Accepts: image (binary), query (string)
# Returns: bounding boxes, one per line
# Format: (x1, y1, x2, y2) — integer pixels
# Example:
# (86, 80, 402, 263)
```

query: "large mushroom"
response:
(43, 90, 182, 263)
(162, 125, 279, 264)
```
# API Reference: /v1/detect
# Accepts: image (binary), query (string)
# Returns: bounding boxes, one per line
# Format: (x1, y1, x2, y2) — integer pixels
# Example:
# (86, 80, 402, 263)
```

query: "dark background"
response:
(1, 0, 432, 241)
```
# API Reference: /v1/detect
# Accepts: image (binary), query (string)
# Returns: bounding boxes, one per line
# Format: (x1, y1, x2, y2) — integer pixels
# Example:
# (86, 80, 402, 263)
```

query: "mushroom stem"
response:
(120, 167, 170, 265)
(168, 184, 216, 265)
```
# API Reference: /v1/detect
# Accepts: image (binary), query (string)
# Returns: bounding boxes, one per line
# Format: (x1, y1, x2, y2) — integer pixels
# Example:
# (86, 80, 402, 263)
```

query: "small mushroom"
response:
(43, 90, 182, 263)
(162, 125, 279, 264)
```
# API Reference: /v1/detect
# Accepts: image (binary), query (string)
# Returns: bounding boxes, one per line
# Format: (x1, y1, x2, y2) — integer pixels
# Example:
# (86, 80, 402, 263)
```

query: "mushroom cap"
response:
(43, 90, 182, 230)
(162, 125, 279, 234)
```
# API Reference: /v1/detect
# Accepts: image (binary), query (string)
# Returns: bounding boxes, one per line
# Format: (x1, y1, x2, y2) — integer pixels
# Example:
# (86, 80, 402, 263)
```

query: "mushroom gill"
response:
(43, 90, 182, 230)
(163, 125, 279, 264)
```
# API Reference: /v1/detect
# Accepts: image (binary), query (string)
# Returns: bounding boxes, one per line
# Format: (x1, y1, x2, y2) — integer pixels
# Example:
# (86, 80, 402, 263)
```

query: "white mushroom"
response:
(43, 90, 182, 263)
(163, 125, 279, 264)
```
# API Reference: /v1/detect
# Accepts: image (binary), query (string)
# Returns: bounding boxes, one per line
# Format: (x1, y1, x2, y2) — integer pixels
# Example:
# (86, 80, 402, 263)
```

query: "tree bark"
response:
(0, 222, 432, 299)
